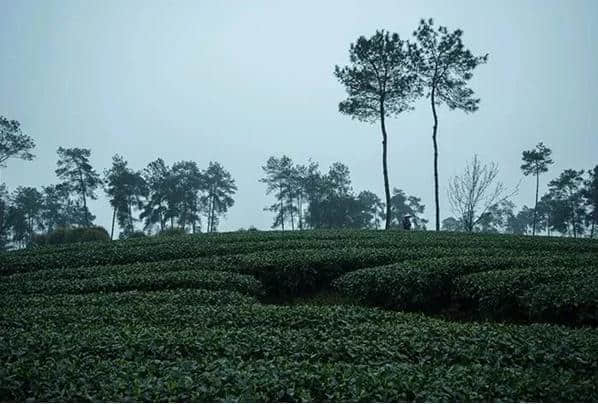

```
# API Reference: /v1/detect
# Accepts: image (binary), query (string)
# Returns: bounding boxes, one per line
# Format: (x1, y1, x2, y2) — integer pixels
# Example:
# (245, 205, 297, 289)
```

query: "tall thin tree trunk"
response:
(110, 206, 116, 240)
(298, 196, 303, 230)
(128, 198, 133, 232)
(380, 103, 391, 230)
(280, 183, 285, 231)
(289, 192, 295, 231)
(431, 89, 440, 232)
(210, 194, 216, 233)
(532, 171, 539, 236)
(208, 189, 213, 233)
(78, 168, 89, 227)
(572, 201, 577, 238)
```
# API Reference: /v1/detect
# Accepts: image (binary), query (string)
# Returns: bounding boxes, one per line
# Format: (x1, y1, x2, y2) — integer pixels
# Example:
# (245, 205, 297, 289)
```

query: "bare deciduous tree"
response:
(448, 155, 517, 232)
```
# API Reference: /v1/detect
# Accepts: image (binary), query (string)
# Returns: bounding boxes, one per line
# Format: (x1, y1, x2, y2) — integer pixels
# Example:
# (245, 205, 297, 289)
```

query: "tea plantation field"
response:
(1, 230, 597, 401)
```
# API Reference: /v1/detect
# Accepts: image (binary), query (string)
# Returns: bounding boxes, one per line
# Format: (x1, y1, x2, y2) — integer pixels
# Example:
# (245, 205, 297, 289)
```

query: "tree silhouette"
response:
(171, 161, 203, 232)
(335, 30, 420, 230)
(448, 155, 517, 232)
(547, 169, 585, 238)
(55, 147, 102, 227)
(521, 142, 554, 235)
(140, 158, 171, 233)
(104, 155, 148, 239)
(39, 184, 71, 232)
(260, 156, 295, 230)
(0, 184, 11, 249)
(202, 161, 237, 233)
(583, 165, 598, 238)
(0, 116, 35, 173)
(357, 190, 384, 229)
(11, 186, 43, 246)
(387, 188, 428, 230)
(413, 19, 488, 231)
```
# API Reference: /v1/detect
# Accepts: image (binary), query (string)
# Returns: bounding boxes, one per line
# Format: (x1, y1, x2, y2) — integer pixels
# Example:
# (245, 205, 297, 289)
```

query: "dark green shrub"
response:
(334, 255, 598, 313)
(157, 228, 187, 237)
(122, 231, 146, 239)
(454, 266, 598, 324)
(32, 227, 110, 246)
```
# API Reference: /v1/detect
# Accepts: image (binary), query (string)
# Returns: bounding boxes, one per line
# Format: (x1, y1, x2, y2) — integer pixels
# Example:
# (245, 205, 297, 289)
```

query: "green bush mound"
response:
(455, 266, 598, 323)
(1, 288, 258, 311)
(1, 303, 596, 401)
(3, 229, 596, 275)
(333, 254, 598, 313)
(31, 226, 110, 246)
(0, 270, 264, 298)
(1, 246, 565, 298)
(522, 275, 598, 325)
(1, 230, 597, 401)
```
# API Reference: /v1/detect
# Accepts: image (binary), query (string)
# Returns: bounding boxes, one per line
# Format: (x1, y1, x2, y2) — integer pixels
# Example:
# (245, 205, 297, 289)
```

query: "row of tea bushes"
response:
(2, 246, 573, 298)
(1, 300, 597, 402)
(454, 266, 598, 325)
(0, 269, 263, 298)
(333, 254, 598, 324)
(3, 229, 597, 275)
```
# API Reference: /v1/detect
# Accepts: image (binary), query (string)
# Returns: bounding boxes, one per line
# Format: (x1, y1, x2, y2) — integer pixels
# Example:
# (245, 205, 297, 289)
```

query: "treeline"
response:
(0, 128, 236, 248)
(259, 155, 426, 231)
(442, 144, 597, 239)
(443, 166, 598, 238)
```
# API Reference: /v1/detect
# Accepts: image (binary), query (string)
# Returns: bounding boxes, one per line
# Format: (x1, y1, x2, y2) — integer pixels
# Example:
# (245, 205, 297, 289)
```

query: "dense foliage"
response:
(1, 229, 597, 401)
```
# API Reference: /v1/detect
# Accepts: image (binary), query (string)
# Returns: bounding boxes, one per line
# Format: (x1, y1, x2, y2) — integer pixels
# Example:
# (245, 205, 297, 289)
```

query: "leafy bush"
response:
(454, 266, 598, 323)
(4, 229, 596, 275)
(334, 255, 598, 312)
(1, 230, 597, 401)
(1, 303, 596, 401)
(32, 226, 110, 246)
(120, 230, 147, 239)
(521, 275, 598, 325)
(0, 269, 264, 297)
(157, 228, 187, 237)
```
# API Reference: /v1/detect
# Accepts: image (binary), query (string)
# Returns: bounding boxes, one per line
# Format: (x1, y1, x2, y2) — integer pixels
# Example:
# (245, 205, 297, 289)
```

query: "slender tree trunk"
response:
(298, 196, 303, 230)
(380, 103, 391, 230)
(208, 190, 213, 233)
(128, 198, 133, 232)
(280, 183, 285, 231)
(571, 201, 577, 238)
(591, 219, 595, 238)
(78, 168, 89, 227)
(210, 194, 216, 233)
(431, 89, 440, 232)
(289, 192, 295, 231)
(532, 171, 539, 236)
(110, 206, 116, 240)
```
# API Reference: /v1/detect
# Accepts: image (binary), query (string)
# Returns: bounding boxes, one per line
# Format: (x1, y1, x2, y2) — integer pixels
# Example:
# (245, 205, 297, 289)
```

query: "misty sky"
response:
(1, 0, 597, 233)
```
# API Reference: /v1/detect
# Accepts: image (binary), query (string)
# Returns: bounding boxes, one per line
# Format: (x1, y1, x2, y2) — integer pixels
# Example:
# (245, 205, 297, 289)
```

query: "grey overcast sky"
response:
(1, 0, 597, 233)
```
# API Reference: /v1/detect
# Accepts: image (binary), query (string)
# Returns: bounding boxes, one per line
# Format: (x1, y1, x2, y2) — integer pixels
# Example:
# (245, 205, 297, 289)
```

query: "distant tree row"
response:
(260, 155, 426, 231)
(0, 119, 236, 248)
(443, 145, 597, 238)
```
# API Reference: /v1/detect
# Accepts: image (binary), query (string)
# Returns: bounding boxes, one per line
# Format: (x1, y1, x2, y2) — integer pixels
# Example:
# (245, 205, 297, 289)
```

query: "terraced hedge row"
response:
(1, 297, 597, 402)
(454, 267, 598, 325)
(1, 288, 258, 311)
(10, 228, 598, 257)
(0, 269, 264, 297)
(334, 254, 598, 310)
(3, 229, 597, 275)
(2, 246, 581, 298)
